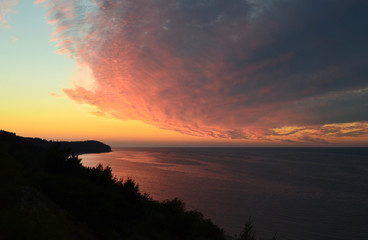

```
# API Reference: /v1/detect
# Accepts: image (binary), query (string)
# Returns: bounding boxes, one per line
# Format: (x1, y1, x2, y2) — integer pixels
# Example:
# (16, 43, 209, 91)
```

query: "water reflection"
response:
(81, 147, 368, 240)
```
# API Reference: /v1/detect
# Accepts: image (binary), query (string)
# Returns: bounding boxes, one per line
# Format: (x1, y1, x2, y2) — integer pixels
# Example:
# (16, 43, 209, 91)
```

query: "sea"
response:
(81, 147, 368, 240)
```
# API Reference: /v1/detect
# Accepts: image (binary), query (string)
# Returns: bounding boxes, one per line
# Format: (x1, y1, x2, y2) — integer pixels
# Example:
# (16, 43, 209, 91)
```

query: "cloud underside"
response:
(39, 0, 368, 142)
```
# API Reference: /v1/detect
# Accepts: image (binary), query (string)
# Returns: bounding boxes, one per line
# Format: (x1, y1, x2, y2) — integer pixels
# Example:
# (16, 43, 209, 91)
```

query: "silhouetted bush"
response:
(237, 218, 277, 240)
(0, 130, 225, 240)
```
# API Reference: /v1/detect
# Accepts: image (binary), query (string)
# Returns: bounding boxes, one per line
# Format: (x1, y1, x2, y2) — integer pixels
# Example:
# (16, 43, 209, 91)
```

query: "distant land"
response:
(25, 137, 112, 154)
(0, 130, 111, 154)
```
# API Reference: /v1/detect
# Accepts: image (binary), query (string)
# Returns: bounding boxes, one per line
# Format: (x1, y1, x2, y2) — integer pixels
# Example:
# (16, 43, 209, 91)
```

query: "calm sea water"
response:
(81, 148, 368, 240)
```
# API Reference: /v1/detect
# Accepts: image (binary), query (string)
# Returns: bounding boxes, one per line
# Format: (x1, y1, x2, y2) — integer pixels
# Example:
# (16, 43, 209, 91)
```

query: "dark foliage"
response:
(0, 130, 225, 240)
(237, 218, 277, 240)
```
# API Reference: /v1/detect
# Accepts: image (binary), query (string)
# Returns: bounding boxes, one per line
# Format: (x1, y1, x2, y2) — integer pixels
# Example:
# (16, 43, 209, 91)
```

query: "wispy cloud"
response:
(10, 35, 18, 42)
(0, 0, 19, 29)
(33, 0, 47, 5)
(39, 0, 368, 143)
(269, 122, 368, 143)
(49, 92, 62, 98)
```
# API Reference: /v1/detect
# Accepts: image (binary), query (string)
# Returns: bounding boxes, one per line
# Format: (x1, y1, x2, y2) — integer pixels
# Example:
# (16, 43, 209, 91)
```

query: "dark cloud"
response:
(39, 0, 368, 141)
(298, 135, 329, 144)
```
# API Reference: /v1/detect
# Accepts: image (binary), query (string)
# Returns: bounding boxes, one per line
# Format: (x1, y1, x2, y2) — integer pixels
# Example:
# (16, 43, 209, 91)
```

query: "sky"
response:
(1, 0, 367, 147)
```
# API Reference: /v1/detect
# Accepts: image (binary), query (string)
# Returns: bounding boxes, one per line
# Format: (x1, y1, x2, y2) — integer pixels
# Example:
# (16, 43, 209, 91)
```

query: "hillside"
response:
(0, 130, 224, 240)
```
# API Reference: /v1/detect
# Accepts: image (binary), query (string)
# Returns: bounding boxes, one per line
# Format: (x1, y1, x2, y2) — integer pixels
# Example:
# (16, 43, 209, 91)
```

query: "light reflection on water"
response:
(81, 147, 368, 240)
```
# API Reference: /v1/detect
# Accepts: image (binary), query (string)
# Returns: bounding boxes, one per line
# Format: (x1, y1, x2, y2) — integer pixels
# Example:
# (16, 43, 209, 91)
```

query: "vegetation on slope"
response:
(0, 130, 224, 240)
(0, 130, 278, 240)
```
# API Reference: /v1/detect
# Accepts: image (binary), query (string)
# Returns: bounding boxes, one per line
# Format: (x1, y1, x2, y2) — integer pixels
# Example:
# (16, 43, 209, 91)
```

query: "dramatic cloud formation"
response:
(0, 0, 19, 29)
(38, 0, 368, 142)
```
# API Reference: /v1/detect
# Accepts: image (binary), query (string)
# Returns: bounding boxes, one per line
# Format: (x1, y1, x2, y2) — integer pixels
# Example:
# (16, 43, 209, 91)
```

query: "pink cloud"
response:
(33, 0, 47, 5)
(40, 0, 368, 143)
(49, 92, 62, 98)
(0, 0, 19, 29)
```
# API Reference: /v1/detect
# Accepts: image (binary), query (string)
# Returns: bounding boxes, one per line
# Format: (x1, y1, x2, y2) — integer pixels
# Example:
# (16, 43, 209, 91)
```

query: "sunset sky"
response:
(1, 0, 367, 147)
